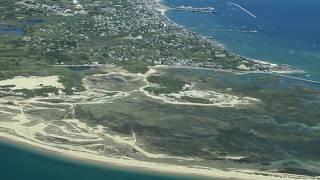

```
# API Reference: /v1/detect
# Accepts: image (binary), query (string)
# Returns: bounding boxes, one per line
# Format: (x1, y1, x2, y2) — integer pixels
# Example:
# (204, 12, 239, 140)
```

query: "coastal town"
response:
(0, 0, 319, 179)
(2, 0, 301, 75)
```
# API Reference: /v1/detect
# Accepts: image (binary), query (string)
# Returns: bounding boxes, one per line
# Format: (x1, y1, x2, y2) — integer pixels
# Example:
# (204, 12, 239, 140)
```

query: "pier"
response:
(169, 6, 216, 14)
(227, 2, 257, 18)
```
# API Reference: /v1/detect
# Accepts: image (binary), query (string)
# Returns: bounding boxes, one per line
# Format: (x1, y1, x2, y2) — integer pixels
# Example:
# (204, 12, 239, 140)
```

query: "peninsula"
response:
(0, 0, 319, 179)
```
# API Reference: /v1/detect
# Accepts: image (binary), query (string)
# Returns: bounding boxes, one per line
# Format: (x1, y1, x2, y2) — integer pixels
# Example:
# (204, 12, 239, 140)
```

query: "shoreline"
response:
(0, 133, 309, 180)
(0, 134, 200, 179)
(0, 135, 195, 179)
(0, 64, 318, 180)
(0, 1, 319, 180)
(152, 0, 308, 77)
(153, 0, 225, 50)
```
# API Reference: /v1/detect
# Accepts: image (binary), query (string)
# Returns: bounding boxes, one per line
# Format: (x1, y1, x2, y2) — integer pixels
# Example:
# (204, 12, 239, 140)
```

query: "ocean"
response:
(0, 141, 192, 180)
(163, 0, 320, 81)
(1, 1, 320, 179)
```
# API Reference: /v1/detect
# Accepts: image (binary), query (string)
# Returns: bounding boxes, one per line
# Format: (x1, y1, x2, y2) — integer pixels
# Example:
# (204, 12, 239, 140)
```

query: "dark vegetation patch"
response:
(145, 75, 189, 94)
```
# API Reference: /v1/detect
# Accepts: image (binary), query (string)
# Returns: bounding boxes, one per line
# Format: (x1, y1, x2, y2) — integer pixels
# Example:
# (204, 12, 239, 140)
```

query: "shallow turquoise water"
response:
(0, 141, 193, 180)
(163, 0, 320, 81)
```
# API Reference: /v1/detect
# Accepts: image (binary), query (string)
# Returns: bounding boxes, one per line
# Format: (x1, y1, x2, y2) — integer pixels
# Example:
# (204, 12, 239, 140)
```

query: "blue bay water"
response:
(1, 1, 320, 179)
(163, 0, 320, 81)
(0, 141, 193, 180)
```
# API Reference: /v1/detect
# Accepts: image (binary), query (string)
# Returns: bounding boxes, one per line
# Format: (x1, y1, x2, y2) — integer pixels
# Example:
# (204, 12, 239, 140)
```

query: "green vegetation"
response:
(120, 61, 150, 74)
(0, 0, 318, 177)
(144, 75, 189, 94)
(0, 86, 59, 98)
(58, 71, 85, 95)
(0, 0, 248, 87)
(180, 96, 212, 104)
(27, 86, 60, 97)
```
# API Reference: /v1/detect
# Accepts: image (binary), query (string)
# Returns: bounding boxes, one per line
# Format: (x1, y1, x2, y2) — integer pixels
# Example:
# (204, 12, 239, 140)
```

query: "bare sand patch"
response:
(0, 76, 64, 90)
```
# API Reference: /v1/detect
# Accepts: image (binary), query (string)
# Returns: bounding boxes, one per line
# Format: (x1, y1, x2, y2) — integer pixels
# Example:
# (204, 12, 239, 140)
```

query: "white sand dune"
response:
(0, 76, 63, 90)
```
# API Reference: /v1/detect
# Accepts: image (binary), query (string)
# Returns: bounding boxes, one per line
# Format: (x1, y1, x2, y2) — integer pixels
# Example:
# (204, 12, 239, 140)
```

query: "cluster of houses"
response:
(14, 0, 299, 73)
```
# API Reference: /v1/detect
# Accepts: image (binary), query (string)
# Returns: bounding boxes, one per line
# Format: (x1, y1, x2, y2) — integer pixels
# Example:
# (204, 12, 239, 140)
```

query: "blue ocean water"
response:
(163, 0, 320, 81)
(0, 141, 193, 180)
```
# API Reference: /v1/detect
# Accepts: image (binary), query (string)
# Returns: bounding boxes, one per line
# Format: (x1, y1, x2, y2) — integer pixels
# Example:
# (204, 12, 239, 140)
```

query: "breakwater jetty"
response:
(169, 6, 216, 14)
(227, 2, 257, 18)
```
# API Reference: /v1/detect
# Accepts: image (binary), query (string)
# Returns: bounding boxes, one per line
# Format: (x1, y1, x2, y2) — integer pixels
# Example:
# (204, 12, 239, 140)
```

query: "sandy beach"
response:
(0, 66, 316, 180)
(0, 132, 312, 180)
(0, 1, 319, 180)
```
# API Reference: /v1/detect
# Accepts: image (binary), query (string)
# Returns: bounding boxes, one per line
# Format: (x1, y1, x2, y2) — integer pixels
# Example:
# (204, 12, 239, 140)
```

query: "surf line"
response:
(271, 73, 320, 85)
(191, 28, 258, 33)
(227, 2, 257, 18)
